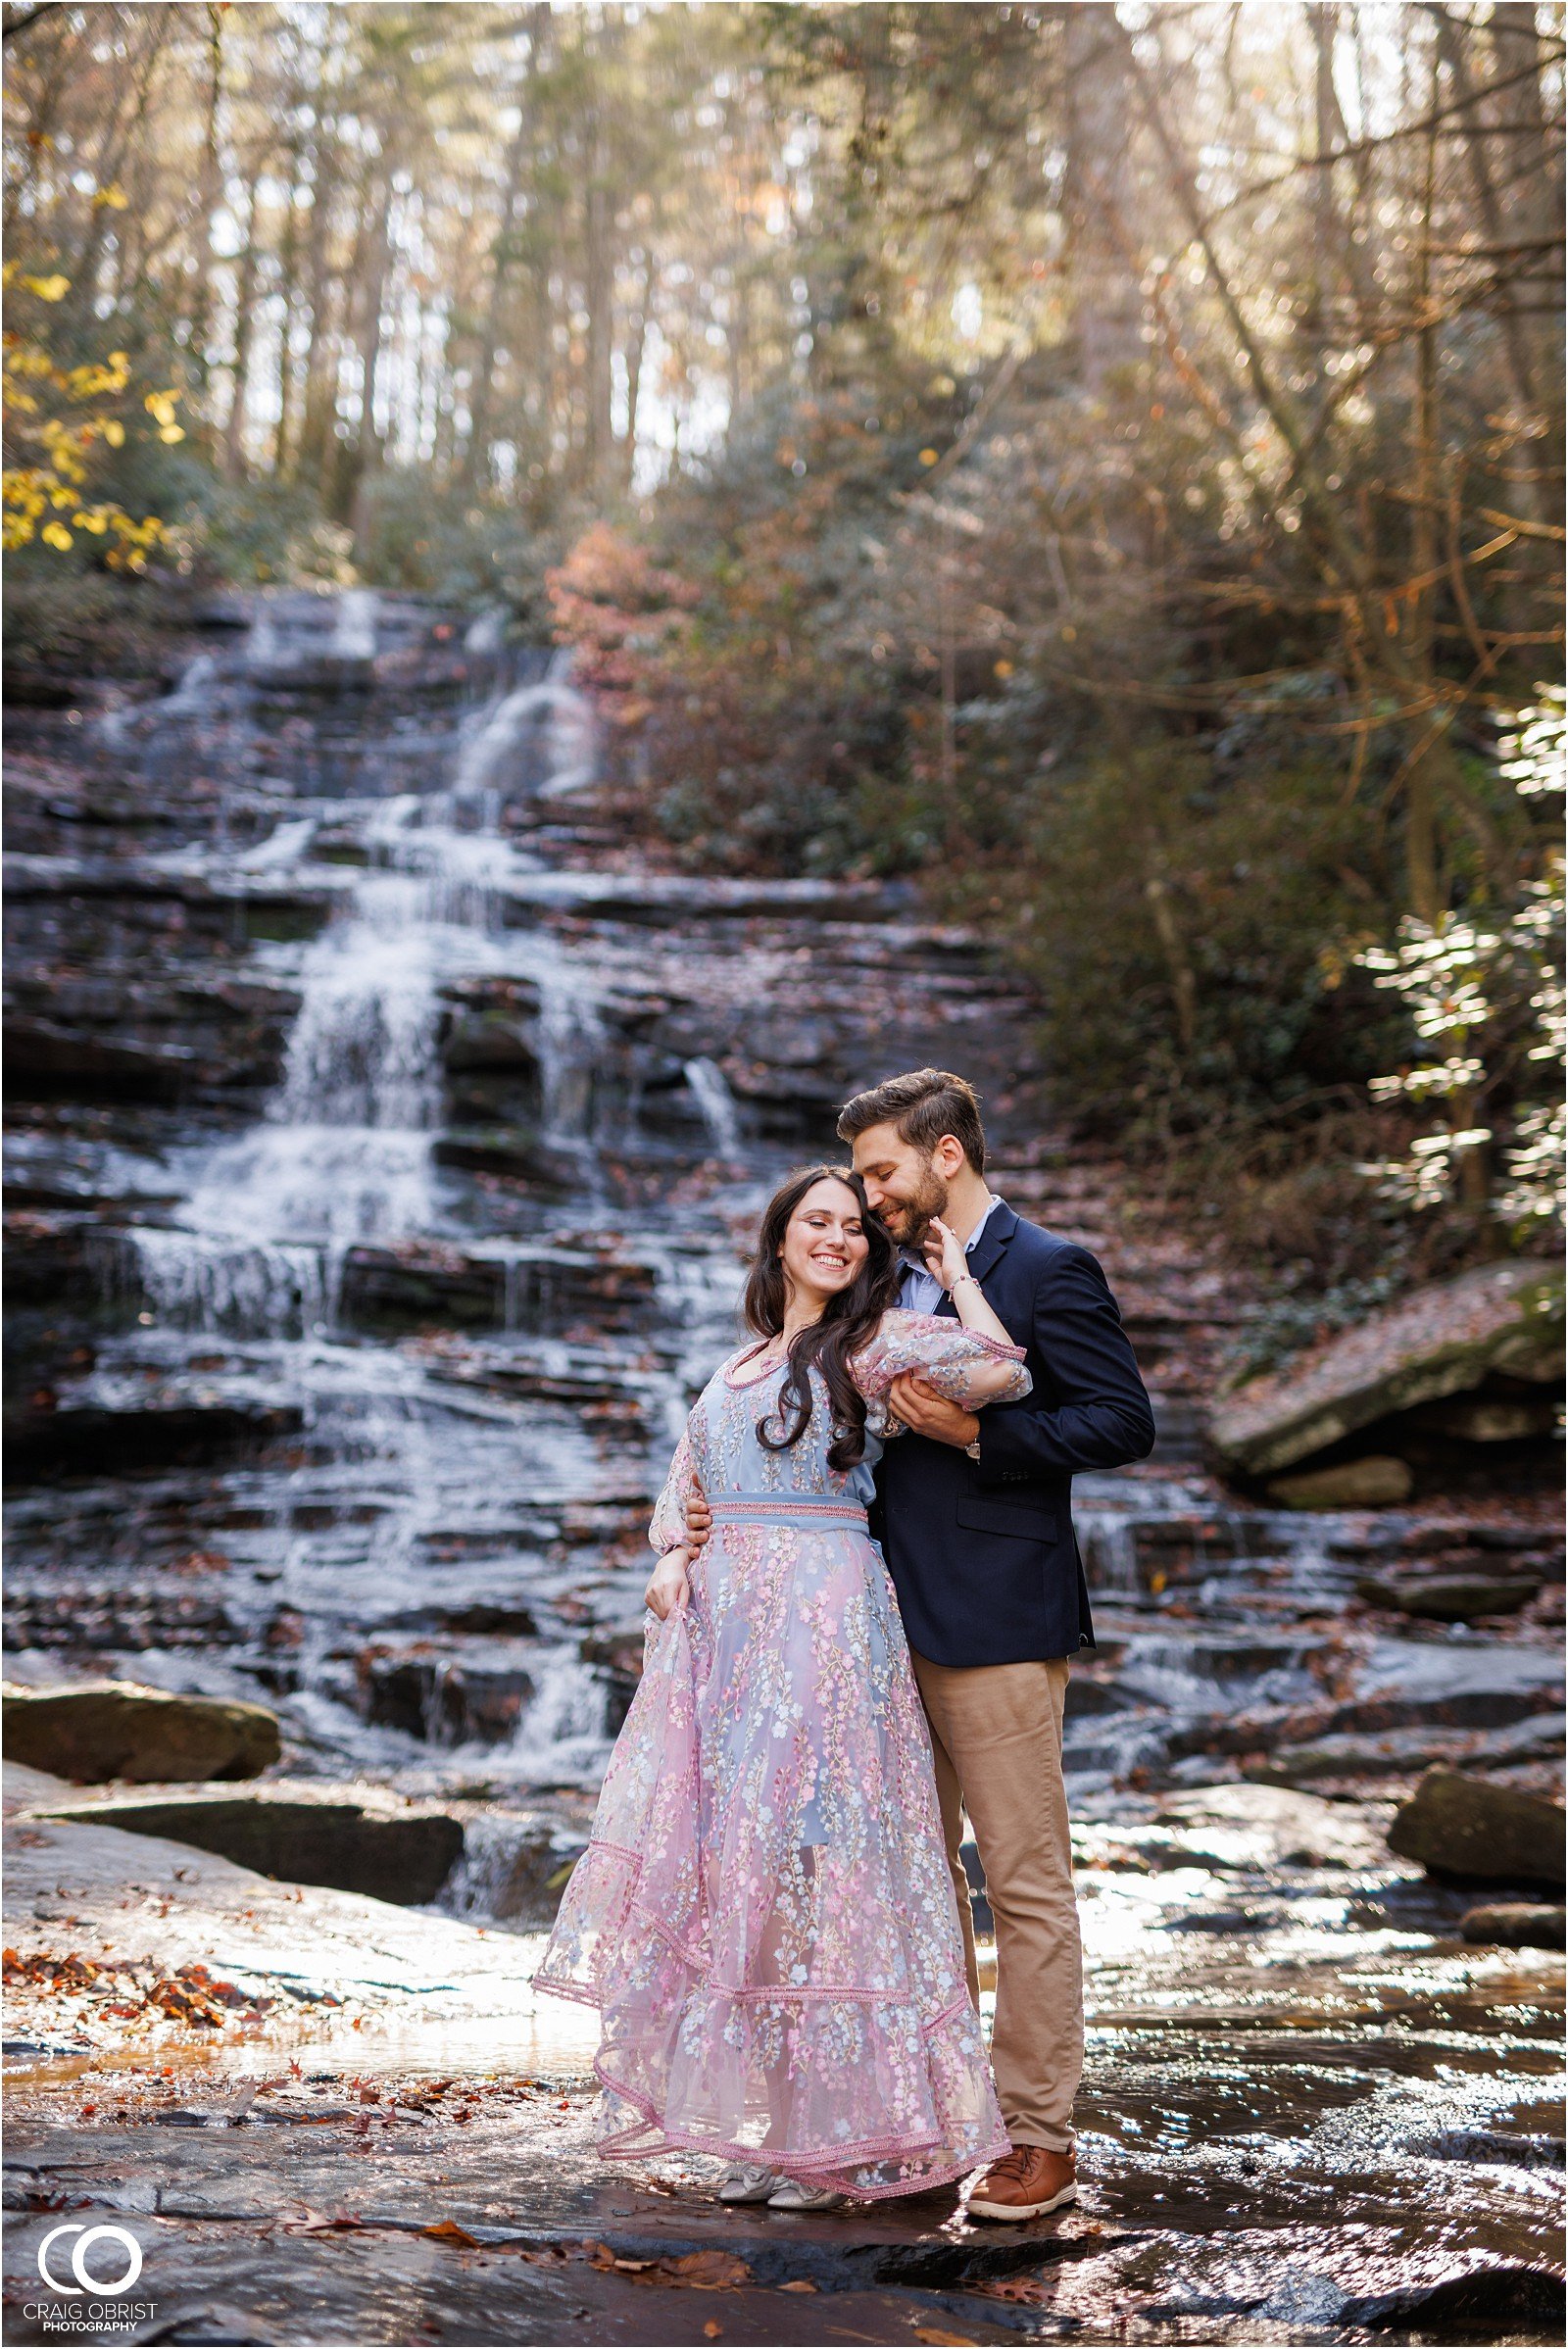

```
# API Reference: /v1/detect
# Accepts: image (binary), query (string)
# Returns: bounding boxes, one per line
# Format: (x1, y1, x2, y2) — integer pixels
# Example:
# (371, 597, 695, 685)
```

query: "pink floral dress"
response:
(533, 1309, 1031, 2200)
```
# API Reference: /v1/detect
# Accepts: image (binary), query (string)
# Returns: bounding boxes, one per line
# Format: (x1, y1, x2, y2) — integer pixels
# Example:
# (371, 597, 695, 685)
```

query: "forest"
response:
(5, 0, 1563, 1319)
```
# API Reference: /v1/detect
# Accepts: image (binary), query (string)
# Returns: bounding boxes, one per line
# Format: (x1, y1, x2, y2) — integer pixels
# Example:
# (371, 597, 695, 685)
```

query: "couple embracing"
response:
(536, 1069, 1155, 2218)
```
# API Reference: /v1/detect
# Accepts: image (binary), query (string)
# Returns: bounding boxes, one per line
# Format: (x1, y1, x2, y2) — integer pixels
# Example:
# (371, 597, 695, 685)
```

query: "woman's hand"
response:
(921, 1214, 970, 1296)
(645, 1545, 692, 1621)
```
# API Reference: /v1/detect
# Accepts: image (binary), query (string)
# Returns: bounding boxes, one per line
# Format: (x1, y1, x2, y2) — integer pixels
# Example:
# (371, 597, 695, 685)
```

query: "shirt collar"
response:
(900, 1193, 1004, 1276)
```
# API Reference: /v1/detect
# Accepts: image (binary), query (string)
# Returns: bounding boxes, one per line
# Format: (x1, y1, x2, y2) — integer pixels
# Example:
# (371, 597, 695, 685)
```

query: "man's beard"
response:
(881, 1164, 949, 1253)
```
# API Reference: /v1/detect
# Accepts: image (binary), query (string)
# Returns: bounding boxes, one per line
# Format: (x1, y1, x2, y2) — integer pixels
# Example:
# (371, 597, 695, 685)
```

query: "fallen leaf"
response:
(423, 2221, 481, 2247)
(971, 2274, 1052, 2304)
(283, 2208, 367, 2235)
(779, 2276, 818, 2291)
(704, 2326, 722, 2340)
(634, 2250, 753, 2290)
(913, 2331, 981, 2345)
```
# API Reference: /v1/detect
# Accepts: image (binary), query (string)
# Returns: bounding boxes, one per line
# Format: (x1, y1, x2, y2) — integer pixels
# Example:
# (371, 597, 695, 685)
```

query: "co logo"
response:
(36, 2222, 144, 2295)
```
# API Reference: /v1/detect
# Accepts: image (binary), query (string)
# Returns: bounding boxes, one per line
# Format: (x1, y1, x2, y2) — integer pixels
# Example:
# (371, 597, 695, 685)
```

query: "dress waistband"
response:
(709, 1493, 868, 1529)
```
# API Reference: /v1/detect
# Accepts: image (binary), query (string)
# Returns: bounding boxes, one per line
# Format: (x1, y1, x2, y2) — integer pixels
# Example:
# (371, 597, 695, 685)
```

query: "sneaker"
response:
(766, 2177, 847, 2211)
(716, 2163, 781, 2204)
(965, 2142, 1077, 2222)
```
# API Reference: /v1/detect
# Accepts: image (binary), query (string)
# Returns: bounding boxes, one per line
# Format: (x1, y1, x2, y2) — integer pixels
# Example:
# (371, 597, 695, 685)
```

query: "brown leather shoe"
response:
(965, 2142, 1077, 2222)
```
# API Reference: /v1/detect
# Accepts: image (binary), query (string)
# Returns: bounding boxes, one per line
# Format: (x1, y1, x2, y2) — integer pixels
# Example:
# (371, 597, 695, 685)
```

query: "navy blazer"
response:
(870, 1201, 1155, 1668)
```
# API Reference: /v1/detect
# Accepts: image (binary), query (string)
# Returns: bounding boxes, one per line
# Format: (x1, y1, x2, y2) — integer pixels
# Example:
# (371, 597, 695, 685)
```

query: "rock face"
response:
(356, 1643, 538, 1745)
(1355, 1570, 1544, 1622)
(1387, 1769, 1566, 1886)
(2, 1681, 279, 1783)
(38, 1784, 465, 1906)
(1460, 1902, 1567, 1949)
(1268, 1455, 1413, 1509)
(1210, 1261, 1564, 1477)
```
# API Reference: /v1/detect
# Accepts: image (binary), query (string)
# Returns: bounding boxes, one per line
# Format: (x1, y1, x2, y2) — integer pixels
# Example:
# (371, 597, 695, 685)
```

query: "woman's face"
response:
(778, 1177, 870, 1309)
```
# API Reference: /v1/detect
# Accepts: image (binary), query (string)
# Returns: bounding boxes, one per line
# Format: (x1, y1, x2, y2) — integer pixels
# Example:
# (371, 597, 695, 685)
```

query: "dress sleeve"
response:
(852, 1309, 1031, 1421)
(649, 1422, 697, 1554)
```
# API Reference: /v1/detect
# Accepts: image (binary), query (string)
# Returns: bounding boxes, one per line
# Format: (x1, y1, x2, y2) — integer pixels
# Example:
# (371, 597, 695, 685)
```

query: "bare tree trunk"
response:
(2, 10, 74, 241)
(220, 176, 261, 478)
(296, 126, 345, 492)
(64, 13, 171, 322)
(1403, 85, 1443, 930)
(1062, 2, 1141, 398)
(584, 118, 614, 489)
(348, 165, 396, 553)
(1433, 8, 1550, 494)
(622, 250, 653, 486)
(184, 1, 224, 438)
(463, 2, 546, 491)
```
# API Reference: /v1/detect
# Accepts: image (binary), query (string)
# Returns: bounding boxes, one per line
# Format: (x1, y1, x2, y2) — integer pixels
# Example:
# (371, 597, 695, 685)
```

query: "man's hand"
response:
(684, 1475, 713, 1551)
(889, 1373, 980, 1449)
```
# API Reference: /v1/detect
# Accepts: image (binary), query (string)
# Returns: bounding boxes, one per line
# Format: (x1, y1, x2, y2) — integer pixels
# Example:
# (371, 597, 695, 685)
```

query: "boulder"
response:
(1459, 1902, 1566, 1950)
(432, 1129, 578, 1189)
(355, 1644, 537, 1745)
(6, 1395, 304, 1485)
(336, 1240, 505, 1331)
(336, 1239, 657, 1336)
(1334, 1638, 1562, 1733)
(440, 1009, 541, 1076)
(2, 1681, 279, 1784)
(1387, 1769, 1566, 1886)
(38, 1783, 465, 1906)
(1268, 1455, 1413, 1509)
(1419, 1395, 1561, 1444)
(1244, 1713, 1563, 1786)
(1210, 1261, 1563, 1478)
(1355, 1571, 1543, 1622)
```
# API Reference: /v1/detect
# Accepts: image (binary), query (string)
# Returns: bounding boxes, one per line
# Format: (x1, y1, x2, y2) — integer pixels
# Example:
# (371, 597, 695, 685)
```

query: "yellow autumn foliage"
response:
(2, 268, 176, 566)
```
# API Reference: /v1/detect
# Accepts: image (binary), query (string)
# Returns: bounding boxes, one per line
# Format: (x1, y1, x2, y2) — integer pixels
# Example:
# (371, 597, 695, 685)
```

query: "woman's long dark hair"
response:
(742, 1164, 899, 1472)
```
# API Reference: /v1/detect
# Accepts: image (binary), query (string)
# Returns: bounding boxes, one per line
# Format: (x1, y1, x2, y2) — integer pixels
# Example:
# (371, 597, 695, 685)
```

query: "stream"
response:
(3, 587, 1562, 2341)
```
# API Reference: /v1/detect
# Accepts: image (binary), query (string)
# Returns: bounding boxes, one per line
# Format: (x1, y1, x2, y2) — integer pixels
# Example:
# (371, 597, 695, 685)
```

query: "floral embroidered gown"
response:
(534, 1309, 1031, 2200)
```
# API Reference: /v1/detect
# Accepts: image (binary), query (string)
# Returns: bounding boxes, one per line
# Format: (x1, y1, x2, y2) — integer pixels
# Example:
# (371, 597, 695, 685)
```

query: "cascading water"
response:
(450, 651, 595, 810)
(87, 583, 746, 1794)
(684, 1055, 744, 1159)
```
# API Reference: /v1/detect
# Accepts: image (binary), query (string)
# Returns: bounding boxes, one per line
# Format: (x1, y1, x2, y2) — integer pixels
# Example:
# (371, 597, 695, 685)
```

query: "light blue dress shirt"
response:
(896, 1193, 1004, 1314)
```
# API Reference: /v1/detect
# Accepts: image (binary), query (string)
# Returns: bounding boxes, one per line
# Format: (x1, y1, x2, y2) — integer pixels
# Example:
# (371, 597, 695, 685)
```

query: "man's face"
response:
(849, 1121, 949, 1249)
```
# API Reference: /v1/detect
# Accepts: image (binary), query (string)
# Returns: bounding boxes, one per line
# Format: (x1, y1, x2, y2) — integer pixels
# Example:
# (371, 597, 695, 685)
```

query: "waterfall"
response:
(331, 587, 379, 661)
(113, 595, 627, 1339)
(235, 815, 318, 872)
(684, 1056, 744, 1158)
(161, 652, 221, 717)
(98, 651, 220, 746)
(495, 1647, 615, 1786)
(275, 912, 441, 1132)
(533, 962, 610, 1184)
(464, 610, 506, 658)
(452, 654, 597, 807)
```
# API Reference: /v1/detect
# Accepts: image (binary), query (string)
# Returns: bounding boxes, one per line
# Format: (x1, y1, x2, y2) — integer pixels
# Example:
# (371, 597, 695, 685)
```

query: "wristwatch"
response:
(963, 1437, 981, 1460)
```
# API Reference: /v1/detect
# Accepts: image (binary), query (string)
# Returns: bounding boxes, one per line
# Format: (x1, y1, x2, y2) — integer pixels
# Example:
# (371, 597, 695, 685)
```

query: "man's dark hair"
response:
(835, 1068, 987, 1175)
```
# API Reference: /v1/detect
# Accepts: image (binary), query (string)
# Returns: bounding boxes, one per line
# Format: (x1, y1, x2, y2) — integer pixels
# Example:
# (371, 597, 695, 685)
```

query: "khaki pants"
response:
(909, 1650, 1083, 2155)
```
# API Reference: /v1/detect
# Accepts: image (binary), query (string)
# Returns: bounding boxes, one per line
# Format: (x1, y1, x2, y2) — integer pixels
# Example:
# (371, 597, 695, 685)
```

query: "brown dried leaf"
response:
(626, 2250, 754, 2290)
(423, 2221, 481, 2247)
(971, 2274, 1052, 2304)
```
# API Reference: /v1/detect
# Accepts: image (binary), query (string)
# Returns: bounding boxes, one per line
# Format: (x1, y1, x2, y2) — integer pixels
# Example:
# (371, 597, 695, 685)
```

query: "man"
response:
(837, 1068, 1154, 2220)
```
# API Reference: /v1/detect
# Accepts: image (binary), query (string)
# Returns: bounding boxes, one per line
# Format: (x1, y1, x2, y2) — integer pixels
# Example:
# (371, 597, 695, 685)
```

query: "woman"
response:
(533, 1165, 1031, 2205)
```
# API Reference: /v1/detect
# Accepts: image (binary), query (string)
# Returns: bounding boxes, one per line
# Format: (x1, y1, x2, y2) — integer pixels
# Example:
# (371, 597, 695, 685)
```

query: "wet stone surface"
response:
(3, 1783, 1563, 2344)
(4, 588, 1564, 2342)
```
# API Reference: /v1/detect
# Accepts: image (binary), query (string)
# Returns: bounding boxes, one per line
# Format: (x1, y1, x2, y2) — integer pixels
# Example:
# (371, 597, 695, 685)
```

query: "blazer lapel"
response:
(967, 1199, 1017, 1287)
(934, 1199, 1018, 1316)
